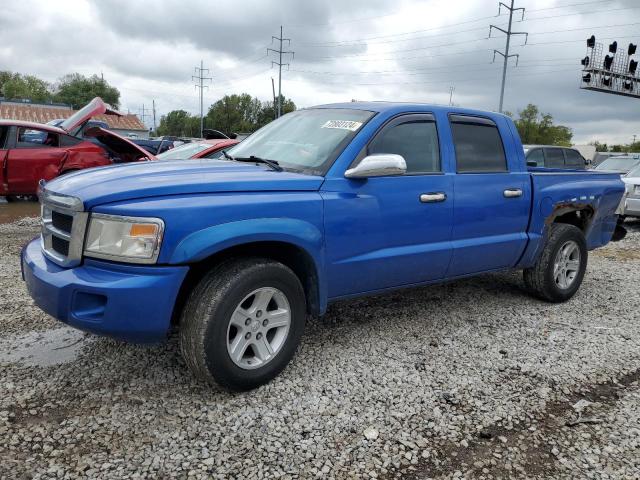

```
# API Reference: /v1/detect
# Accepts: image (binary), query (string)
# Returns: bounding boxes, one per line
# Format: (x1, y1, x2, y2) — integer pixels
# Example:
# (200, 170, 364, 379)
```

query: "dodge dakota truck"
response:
(22, 102, 625, 390)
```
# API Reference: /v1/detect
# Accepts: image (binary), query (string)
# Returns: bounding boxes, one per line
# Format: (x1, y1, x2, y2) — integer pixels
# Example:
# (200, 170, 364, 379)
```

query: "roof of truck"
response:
(310, 101, 510, 119)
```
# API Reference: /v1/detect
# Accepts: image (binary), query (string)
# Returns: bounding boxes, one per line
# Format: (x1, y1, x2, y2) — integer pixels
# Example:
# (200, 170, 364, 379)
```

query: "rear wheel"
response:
(523, 224, 587, 302)
(179, 258, 306, 390)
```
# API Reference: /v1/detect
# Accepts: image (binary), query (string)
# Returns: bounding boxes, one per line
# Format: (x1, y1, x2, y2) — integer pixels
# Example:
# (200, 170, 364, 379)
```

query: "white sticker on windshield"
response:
(321, 120, 363, 131)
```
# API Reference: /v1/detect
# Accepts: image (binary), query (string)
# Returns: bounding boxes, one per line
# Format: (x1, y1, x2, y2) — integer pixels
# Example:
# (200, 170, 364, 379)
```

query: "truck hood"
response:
(44, 159, 325, 209)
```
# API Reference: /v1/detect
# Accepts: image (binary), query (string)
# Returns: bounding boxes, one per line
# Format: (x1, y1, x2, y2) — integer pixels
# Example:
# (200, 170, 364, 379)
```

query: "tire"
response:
(523, 223, 587, 302)
(179, 258, 306, 391)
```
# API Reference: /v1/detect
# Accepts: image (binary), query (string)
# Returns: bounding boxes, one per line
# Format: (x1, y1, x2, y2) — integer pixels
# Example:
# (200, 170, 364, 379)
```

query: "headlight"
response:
(84, 213, 164, 264)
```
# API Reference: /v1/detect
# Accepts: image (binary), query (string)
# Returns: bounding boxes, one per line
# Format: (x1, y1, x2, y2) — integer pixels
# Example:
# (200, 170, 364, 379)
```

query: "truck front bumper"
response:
(21, 238, 189, 343)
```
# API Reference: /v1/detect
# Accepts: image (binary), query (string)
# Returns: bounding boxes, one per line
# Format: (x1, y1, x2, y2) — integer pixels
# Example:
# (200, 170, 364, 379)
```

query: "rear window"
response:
(545, 148, 565, 168)
(450, 116, 507, 173)
(564, 149, 584, 167)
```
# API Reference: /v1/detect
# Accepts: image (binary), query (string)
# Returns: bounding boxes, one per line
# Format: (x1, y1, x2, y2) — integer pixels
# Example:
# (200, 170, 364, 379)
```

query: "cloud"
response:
(0, 0, 637, 143)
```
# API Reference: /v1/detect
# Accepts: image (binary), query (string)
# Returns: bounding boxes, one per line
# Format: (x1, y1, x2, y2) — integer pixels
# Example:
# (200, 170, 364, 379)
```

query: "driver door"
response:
(321, 114, 454, 298)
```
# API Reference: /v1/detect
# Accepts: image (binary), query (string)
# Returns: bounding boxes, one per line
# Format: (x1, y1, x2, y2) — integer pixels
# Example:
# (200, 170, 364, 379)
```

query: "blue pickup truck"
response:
(22, 102, 624, 390)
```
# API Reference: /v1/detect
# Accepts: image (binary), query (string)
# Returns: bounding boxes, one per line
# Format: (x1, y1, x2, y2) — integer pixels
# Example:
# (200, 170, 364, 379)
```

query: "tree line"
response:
(0, 71, 120, 110)
(156, 94, 296, 137)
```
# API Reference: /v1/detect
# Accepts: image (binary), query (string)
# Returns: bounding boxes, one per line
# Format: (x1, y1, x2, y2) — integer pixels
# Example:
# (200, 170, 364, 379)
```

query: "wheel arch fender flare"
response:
(169, 218, 327, 313)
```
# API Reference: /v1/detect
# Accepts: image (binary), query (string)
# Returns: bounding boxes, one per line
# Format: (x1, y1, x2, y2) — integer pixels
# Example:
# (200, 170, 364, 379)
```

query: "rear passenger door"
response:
(446, 115, 531, 277)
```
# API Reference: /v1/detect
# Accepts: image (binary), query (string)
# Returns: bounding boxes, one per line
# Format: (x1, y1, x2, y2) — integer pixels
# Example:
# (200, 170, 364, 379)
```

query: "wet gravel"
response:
(1, 217, 639, 479)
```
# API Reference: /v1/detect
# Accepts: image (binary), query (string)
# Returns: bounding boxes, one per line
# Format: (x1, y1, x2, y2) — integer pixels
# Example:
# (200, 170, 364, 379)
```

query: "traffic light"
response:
(609, 41, 617, 54)
(581, 56, 590, 67)
(604, 55, 614, 70)
(587, 35, 596, 48)
(629, 43, 637, 56)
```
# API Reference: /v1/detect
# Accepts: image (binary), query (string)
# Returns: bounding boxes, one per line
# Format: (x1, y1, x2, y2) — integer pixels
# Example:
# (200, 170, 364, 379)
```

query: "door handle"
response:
(503, 188, 523, 198)
(420, 192, 447, 203)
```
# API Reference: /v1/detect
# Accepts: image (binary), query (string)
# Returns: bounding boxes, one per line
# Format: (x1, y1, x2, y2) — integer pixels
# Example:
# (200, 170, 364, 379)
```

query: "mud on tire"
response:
(523, 223, 588, 303)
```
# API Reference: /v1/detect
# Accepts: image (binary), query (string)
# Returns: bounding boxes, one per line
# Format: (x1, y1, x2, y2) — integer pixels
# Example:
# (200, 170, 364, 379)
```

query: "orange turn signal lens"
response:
(129, 223, 158, 237)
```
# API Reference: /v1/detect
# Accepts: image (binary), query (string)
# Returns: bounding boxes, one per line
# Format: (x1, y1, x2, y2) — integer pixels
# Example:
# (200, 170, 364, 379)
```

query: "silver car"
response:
(621, 163, 640, 218)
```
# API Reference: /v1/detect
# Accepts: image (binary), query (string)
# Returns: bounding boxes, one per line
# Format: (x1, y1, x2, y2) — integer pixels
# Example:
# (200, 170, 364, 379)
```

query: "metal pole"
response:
(498, 0, 515, 113)
(199, 60, 204, 138)
(271, 77, 277, 120)
(152, 99, 156, 133)
(278, 26, 283, 118)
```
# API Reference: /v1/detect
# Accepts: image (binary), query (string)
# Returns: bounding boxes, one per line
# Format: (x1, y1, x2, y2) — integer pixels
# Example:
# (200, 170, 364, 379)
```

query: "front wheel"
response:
(179, 258, 306, 390)
(523, 224, 587, 302)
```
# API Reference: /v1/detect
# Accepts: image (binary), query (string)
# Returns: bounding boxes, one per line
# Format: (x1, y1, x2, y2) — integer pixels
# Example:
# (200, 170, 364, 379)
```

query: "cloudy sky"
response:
(1, 0, 638, 144)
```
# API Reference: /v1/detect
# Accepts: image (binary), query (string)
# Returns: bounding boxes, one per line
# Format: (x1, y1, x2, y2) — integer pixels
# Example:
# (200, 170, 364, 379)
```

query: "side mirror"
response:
(526, 160, 538, 167)
(345, 154, 407, 179)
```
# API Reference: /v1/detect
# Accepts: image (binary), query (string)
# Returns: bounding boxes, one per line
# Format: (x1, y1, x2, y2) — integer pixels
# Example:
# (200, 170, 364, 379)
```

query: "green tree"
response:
(513, 104, 573, 146)
(53, 73, 120, 109)
(589, 141, 609, 152)
(206, 93, 297, 134)
(256, 95, 296, 128)
(156, 110, 198, 136)
(0, 71, 51, 102)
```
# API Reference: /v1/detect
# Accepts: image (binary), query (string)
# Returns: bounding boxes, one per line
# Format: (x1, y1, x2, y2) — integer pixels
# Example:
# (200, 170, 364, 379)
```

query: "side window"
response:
(544, 148, 565, 168)
(526, 148, 544, 166)
(368, 118, 440, 174)
(450, 117, 507, 173)
(564, 149, 584, 167)
(16, 127, 59, 148)
(60, 134, 82, 147)
(0, 126, 7, 149)
(203, 148, 223, 159)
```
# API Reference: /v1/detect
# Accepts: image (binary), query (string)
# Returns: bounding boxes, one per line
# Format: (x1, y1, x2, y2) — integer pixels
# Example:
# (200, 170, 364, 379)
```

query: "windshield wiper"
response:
(221, 151, 283, 172)
(233, 155, 283, 172)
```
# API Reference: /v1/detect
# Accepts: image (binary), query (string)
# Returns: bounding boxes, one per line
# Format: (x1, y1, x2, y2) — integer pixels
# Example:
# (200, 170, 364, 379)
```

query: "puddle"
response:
(0, 327, 92, 367)
(0, 199, 40, 225)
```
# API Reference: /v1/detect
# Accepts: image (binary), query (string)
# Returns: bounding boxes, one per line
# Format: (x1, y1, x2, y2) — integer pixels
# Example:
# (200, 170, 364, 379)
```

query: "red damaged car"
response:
(0, 98, 154, 197)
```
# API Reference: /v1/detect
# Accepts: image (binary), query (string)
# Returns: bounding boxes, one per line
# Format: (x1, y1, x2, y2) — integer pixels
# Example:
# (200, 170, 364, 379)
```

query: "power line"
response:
(267, 26, 294, 118)
(490, 0, 528, 113)
(192, 60, 212, 138)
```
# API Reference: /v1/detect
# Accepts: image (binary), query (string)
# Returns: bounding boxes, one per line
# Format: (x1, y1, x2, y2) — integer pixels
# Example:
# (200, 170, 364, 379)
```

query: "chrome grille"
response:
(40, 189, 88, 268)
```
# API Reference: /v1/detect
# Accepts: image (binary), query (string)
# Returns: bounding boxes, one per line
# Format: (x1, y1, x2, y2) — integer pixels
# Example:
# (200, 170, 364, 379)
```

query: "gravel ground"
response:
(1, 217, 639, 479)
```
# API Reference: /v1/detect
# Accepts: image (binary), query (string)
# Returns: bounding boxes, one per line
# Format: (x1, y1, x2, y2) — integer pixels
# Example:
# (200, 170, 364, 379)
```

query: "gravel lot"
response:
(1, 216, 639, 479)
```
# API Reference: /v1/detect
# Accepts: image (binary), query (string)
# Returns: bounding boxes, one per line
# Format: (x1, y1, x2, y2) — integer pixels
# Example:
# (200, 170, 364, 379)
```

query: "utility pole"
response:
(489, 1, 528, 113)
(138, 104, 150, 130)
(448, 86, 455, 106)
(268, 26, 294, 118)
(633, 134, 637, 144)
(271, 77, 277, 120)
(192, 60, 212, 138)
(152, 100, 157, 134)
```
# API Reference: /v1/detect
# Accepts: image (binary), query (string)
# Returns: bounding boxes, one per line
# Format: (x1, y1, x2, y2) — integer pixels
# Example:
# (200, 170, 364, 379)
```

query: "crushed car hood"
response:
(44, 159, 325, 209)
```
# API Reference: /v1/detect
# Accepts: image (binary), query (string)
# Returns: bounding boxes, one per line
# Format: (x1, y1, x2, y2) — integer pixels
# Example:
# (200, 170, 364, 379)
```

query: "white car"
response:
(621, 163, 640, 219)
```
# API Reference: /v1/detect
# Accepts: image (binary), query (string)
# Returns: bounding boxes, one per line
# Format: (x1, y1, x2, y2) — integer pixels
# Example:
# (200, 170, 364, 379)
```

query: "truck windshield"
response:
(224, 108, 374, 174)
